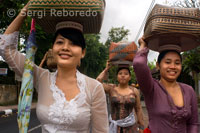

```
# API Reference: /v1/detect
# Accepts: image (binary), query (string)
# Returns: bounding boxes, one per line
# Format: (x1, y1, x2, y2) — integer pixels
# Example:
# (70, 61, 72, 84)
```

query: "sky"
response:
(99, 0, 178, 62)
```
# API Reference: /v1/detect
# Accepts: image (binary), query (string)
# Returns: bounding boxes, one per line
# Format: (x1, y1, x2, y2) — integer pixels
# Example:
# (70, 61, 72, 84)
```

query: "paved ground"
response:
(142, 102, 149, 128)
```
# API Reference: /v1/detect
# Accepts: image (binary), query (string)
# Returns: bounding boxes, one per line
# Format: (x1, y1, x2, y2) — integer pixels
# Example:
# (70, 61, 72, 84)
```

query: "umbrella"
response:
(17, 19, 37, 133)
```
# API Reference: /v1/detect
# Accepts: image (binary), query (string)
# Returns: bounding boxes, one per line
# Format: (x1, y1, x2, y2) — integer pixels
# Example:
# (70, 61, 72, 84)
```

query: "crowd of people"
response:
(0, 1, 199, 133)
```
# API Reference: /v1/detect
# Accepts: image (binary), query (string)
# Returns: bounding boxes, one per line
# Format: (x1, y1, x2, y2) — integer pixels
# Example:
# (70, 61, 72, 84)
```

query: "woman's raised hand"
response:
(4, 1, 31, 34)
(138, 36, 147, 51)
(20, 1, 30, 16)
(105, 60, 112, 70)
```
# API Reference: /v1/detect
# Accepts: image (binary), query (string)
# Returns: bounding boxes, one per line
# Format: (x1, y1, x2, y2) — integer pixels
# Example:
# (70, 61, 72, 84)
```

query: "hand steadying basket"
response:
(144, 4, 200, 52)
(28, 0, 105, 33)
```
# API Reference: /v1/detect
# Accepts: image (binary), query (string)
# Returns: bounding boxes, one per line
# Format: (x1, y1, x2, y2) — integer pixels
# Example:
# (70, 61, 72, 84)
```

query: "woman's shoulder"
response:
(179, 82, 195, 93)
(129, 86, 140, 96)
(35, 66, 51, 78)
(83, 74, 103, 89)
(83, 73, 114, 87)
(83, 74, 107, 98)
(84, 74, 100, 84)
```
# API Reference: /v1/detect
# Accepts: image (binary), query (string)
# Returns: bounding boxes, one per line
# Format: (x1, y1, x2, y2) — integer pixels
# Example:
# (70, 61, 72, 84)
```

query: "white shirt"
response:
(0, 31, 109, 133)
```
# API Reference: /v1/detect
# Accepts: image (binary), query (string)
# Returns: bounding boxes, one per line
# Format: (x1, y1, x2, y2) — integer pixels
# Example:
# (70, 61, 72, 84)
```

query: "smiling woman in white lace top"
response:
(0, 2, 108, 133)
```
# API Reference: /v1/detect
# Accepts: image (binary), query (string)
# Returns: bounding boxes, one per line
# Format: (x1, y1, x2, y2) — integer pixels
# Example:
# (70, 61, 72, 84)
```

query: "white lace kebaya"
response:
(48, 71, 85, 126)
(0, 32, 109, 133)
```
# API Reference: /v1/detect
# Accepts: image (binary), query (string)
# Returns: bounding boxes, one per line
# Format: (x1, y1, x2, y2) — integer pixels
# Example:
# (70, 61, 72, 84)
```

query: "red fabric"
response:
(31, 19, 36, 32)
(143, 128, 151, 133)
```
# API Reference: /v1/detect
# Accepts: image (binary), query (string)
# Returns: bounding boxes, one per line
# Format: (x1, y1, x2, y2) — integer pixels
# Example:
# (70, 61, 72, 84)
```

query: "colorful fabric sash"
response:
(109, 112, 136, 133)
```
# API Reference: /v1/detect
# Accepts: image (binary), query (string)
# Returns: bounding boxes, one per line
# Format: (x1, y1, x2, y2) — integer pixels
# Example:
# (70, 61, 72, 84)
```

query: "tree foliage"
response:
(79, 34, 107, 78)
(172, 0, 200, 95)
(182, 46, 200, 73)
(172, 0, 200, 73)
(0, 0, 28, 33)
(148, 61, 156, 70)
(105, 26, 130, 48)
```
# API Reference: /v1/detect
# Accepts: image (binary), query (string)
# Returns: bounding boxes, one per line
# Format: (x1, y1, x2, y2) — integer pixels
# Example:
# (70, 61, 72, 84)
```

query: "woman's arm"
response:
(132, 37, 154, 96)
(187, 87, 199, 133)
(0, 3, 30, 77)
(96, 66, 109, 83)
(134, 88, 144, 132)
(39, 51, 48, 67)
(96, 61, 113, 93)
(4, 2, 29, 34)
(0, 1, 44, 89)
(91, 83, 109, 133)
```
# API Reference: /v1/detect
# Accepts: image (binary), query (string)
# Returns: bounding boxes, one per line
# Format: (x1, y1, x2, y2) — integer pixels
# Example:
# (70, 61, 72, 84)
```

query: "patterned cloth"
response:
(17, 19, 37, 133)
(109, 112, 136, 133)
(109, 86, 139, 133)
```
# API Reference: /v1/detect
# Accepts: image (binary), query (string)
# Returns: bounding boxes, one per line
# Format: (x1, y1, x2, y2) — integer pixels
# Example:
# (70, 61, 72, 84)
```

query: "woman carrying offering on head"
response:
(133, 36, 199, 133)
(0, 2, 108, 133)
(96, 62, 144, 133)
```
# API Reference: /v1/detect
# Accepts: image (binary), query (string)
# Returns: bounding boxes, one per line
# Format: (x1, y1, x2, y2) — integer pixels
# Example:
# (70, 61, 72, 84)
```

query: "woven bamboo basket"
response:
(109, 42, 137, 65)
(28, 0, 105, 33)
(46, 49, 57, 69)
(144, 4, 200, 52)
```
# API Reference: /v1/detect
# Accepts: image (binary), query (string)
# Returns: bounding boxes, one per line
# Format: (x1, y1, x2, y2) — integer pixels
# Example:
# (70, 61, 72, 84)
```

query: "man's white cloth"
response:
(109, 112, 136, 133)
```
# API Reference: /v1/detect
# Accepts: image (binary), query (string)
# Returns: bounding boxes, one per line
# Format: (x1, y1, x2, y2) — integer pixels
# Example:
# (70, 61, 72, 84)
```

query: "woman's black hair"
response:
(53, 28, 86, 49)
(117, 67, 131, 75)
(157, 50, 182, 64)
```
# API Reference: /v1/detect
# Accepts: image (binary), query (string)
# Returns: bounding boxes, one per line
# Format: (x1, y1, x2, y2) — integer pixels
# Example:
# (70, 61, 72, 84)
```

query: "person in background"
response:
(133, 36, 199, 133)
(39, 49, 57, 72)
(0, 2, 108, 132)
(97, 62, 144, 133)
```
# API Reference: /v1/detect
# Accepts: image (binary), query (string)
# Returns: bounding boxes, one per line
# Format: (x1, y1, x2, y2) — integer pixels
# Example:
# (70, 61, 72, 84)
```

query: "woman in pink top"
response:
(133, 37, 199, 133)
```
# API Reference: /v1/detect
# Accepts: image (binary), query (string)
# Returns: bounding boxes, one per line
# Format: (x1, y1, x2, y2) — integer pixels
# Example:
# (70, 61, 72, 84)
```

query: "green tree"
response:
(0, 0, 28, 33)
(148, 61, 156, 70)
(182, 47, 200, 95)
(105, 26, 130, 49)
(79, 34, 107, 78)
(172, 0, 200, 96)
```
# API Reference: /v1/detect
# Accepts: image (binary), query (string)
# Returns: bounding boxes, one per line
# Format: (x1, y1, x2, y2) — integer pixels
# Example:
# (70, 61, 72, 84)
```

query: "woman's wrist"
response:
(20, 9, 27, 17)
(20, 7, 28, 17)
(104, 67, 109, 73)
(20, 2, 30, 17)
(138, 125, 144, 130)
